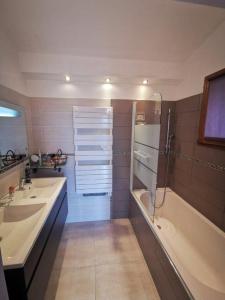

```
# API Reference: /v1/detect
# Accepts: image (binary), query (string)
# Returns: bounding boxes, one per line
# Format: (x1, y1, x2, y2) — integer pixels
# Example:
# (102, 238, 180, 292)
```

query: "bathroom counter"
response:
(0, 177, 66, 269)
(2, 177, 68, 299)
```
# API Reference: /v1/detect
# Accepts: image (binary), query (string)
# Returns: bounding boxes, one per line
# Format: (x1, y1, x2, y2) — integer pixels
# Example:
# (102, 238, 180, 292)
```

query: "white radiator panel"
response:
(73, 106, 113, 195)
(66, 195, 111, 223)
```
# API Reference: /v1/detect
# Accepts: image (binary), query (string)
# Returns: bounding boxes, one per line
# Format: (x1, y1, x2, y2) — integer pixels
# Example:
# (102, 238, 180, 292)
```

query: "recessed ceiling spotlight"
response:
(142, 79, 148, 85)
(65, 75, 71, 82)
(105, 78, 111, 83)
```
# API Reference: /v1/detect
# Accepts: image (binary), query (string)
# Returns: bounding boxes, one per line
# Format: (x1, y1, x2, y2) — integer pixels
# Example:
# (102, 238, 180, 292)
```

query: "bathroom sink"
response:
(0, 178, 59, 207)
(0, 203, 46, 260)
(0, 177, 66, 267)
(0, 203, 46, 223)
(31, 178, 58, 188)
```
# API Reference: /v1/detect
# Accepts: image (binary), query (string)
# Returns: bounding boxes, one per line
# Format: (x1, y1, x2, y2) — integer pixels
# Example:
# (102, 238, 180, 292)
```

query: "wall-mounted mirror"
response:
(0, 100, 28, 173)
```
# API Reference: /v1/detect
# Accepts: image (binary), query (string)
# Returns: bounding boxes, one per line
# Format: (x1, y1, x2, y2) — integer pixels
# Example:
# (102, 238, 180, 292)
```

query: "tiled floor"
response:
(44, 218, 160, 300)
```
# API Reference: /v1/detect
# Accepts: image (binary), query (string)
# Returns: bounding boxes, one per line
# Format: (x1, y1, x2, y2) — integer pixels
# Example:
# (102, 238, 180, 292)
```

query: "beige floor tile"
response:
(54, 238, 96, 269)
(94, 239, 143, 265)
(94, 222, 144, 265)
(45, 219, 160, 300)
(44, 269, 61, 300)
(95, 262, 149, 300)
(62, 222, 95, 240)
(54, 266, 95, 300)
(94, 219, 134, 238)
(136, 262, 161, 300)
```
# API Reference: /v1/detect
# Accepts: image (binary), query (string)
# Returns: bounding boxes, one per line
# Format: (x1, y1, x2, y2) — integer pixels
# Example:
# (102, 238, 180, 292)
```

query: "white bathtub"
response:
(132, 188, 225, 300)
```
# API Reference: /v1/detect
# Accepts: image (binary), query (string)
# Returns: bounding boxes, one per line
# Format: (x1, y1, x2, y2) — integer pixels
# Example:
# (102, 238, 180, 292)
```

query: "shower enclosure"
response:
(131, 97, 174, 221)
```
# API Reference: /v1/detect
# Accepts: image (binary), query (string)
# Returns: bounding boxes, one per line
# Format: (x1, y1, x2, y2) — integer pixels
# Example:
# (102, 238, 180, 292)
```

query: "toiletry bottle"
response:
(39, 149, 42, 166)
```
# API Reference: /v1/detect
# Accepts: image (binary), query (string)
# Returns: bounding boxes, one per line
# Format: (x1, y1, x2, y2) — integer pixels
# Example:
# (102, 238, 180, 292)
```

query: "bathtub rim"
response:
(131, 189, 195, 300)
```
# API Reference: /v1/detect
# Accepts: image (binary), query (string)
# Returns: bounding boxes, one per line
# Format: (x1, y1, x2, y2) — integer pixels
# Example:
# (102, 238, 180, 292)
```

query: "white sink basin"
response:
(31, 178, 58, 188)
(0, 203, 46, 223)
(0, 204, 45, 260)
(0, 177, 66, 268)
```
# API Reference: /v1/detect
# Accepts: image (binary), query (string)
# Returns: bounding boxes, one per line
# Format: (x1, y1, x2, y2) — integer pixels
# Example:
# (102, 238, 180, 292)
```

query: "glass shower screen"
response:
(131, 98, 162, 221)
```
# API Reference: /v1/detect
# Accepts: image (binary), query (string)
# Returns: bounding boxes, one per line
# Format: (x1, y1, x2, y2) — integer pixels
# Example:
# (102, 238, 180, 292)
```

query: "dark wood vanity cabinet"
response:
(4, 182, 68, 300)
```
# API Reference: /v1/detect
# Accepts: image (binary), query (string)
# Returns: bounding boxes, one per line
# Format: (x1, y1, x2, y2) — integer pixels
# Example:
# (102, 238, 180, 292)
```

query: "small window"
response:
(199, 68, 225, 147)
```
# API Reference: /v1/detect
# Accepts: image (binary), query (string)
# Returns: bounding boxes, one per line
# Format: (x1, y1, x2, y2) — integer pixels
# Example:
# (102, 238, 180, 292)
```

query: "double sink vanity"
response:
(0, 177, 68, 300)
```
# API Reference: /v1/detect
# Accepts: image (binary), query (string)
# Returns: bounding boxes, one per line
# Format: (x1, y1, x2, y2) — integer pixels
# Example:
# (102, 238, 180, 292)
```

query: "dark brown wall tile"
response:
(113, 126, 131, 140)
(111, 100, 133, 218)
(176, 125, 198, 143)
(113, 139, 131, 152)
(175, 140, 194, 156)
(170, 167, 192, 189)
(176, 94, 201, 113)
(159, 94, 225, 232)
(192, 163, 225, 193)
(191, 176, 225, 210)
(113, 113, 132, 127)
(176, 111, 200, 128)
(136, 101, 161, 124)
(111, 196, 129, 212)
(111, 100, 133, 113)
(113, 154, 131, 167)
(174, 155, 192, 174)
(113, 190, 130, 202)
(113, 166, 130, 179)
(184, 190, 224, 229)
(194, 144, 225, 166)
(113, 178, 130, 191)
(157, 101, 176, 187)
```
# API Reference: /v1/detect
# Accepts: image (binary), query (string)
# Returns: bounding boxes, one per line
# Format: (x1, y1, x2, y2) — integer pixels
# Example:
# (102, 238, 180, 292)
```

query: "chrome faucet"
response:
(18, 178, 26, 191)
(25, 164, 32, 184)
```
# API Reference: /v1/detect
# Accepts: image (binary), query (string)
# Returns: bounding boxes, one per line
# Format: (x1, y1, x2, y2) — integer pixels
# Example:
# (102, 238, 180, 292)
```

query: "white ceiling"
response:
(1, 0, 225, 62)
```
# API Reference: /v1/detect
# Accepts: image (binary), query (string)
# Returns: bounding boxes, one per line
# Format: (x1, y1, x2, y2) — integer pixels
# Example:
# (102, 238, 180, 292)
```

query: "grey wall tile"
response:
(175, 94, 201, 113)
(113, 166, 130, 179)
(160, 94, 225, 232)
(111, 100, 133, 218)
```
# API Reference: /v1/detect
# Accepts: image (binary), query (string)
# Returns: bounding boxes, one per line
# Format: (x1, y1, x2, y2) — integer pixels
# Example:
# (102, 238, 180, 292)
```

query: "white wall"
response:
(1, 18, 225, 101)
(19, 53, 181, 80)
(175, 20, 225, 100)
(25, 80, 177, 101)
(19, 52, 181, 100)
(21, 15, 225, 102)
(0, 29, 26, 94)
(29, 97, 111, 223)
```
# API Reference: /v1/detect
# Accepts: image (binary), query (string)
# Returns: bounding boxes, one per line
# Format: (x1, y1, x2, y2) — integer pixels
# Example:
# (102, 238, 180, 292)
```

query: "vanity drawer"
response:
(27, 193, 68, 300)
(24, 182, 66, 286)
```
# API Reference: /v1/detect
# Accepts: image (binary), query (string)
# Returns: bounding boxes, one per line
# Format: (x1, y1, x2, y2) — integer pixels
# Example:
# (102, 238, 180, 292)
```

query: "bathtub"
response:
(132, 188, 225, 300)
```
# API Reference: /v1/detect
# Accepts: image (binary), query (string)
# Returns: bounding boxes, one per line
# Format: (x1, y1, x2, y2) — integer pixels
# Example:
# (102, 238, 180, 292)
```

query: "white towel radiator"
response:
(73, 106, 113, 195)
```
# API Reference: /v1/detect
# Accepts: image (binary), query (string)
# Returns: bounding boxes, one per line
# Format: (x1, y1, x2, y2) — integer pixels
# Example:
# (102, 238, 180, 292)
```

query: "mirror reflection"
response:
(0, 100, 28, 173)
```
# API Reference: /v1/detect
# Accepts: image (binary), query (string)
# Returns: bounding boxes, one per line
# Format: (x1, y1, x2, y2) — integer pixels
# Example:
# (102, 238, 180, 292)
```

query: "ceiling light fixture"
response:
(142, 79, 148, 85)
(65, 75, 71, 82)
(105, 78, 111, 83)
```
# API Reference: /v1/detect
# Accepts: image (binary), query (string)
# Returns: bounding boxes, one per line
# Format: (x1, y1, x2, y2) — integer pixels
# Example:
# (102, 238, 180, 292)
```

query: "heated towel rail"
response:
(73, 106, 113, 195)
